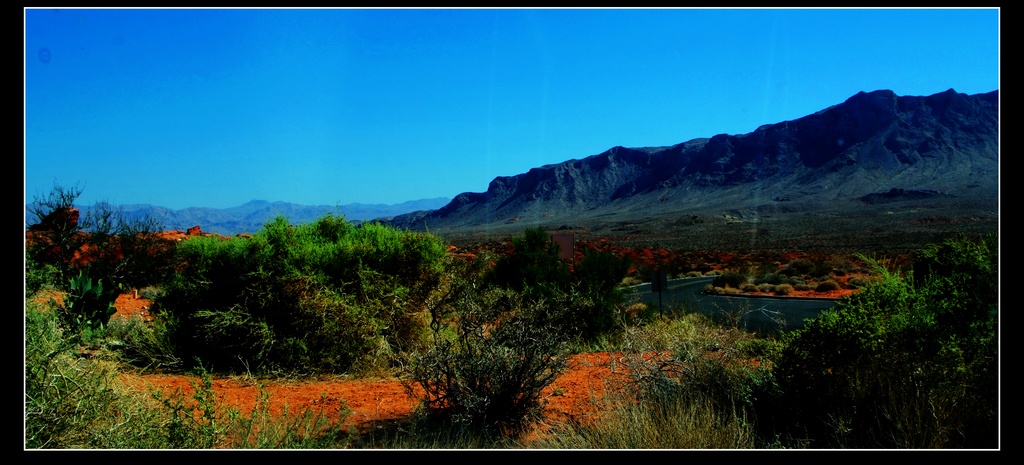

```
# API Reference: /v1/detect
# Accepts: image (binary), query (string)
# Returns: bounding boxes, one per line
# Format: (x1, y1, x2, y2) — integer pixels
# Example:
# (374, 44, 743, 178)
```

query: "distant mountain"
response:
(64, 198, 451, 236)
(386, 88, 998, 242)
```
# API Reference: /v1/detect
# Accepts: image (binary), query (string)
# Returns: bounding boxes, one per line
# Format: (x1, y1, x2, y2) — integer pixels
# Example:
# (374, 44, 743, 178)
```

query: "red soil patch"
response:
(108, 296, 635, 442)
(115, 351, 632, 444)
(102, 264, 852, 444)
(111, 292, 156, 322)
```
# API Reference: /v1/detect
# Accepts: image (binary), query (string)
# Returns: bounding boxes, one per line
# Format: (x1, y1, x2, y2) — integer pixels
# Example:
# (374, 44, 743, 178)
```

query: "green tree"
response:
(487, 228, 633, 341)
(487, 226, 570, 298)
(570, 249, 632, 338)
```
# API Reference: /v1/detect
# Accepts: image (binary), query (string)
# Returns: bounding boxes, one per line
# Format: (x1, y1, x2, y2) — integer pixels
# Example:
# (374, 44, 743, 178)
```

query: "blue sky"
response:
(24, 7, 999, 210)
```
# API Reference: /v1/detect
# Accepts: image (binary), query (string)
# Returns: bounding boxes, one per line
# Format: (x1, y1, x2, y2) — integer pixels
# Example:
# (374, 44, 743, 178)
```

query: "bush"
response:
(814, 279, 841, 292)
(487, 226, 569, 298)
(570, 249, 632, 338)
(846, 275, 877, 289)
(772, 234, 998, 448)
(25, 249, 60, 297)
(104, 315, 182, 370)
(773, 284, 794, 296)
(618, 317, 778, 442)
(709, 286, 741, 295)
(713, 271, 748, 289)
(740, 283, 759, 293)
(486, 228, 631, 341)
(754, 272, 786, 286)
(156, 214, 449, 375)
(533, 388, 757, 449)
(138, 285, 166, 301)
(781, 259, 814, 277)
(26, 307, 159, 449)
(26, 182, 87, 286)
(406, 260, 569, 437)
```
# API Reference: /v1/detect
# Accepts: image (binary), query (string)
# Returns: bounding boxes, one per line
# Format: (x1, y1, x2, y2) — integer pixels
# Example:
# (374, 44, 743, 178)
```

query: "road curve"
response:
(628, 277, 839, 332)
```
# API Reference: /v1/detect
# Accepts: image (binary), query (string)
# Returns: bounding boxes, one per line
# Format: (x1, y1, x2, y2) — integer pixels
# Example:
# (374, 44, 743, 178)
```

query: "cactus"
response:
(60, 269, 119, 333)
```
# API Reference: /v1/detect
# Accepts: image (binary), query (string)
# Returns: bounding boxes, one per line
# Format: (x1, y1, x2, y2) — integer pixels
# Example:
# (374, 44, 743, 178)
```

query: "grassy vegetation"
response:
(24, 300, 352, 449)
(24, 185, 998, 449)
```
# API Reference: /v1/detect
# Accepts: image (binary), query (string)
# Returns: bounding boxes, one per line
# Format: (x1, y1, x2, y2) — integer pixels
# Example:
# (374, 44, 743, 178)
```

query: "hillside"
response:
(385, 89, 999, 252)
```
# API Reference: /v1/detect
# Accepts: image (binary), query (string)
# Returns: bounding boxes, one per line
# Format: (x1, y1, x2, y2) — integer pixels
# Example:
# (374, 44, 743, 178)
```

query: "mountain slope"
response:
(386, 88, 998, 249)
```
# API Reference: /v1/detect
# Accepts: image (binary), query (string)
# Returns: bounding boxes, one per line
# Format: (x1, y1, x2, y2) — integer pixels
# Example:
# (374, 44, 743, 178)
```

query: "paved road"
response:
(628, 276, 841, 333)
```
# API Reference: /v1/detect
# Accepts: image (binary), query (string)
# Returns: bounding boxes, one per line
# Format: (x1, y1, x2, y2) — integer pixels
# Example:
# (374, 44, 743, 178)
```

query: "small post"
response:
(651, 269, 668, 317)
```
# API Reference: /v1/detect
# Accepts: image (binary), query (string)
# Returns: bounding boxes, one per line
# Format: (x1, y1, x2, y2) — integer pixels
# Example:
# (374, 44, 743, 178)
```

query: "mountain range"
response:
(384, 88, 999, 252)
(73, 198, 451, 237)
(36, 88, 997, 252)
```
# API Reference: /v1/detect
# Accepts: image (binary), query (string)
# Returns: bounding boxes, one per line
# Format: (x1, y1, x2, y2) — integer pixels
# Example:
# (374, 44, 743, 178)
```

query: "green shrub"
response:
(773, 284, 794, 296)
(618, 318, 778, 441)
(486, 228, 631, 342)
(781, 259, 814, 277)
(772, 234, 998, 448)
(809, 261, 831, 279)
(138, 285, 166, 301)
(814, 279, 841, 292)
(406, 259, 570, 438)
(599, 316, 788, 448)
(570, 249, 632, 338)
(25, 249, 60, 297)
(156, 214, 448, 375)
(846, 275, 876, 289)
(104, 315, 182, 370)
(487, 226, 570, 298)
(712, 270, 753, 288)
(713, 271, 748, 289)
(533, 388, 757, 449)
(26, 183, 87, 286)
(25, 306, 169, 448)
(754, 272, 786, 286)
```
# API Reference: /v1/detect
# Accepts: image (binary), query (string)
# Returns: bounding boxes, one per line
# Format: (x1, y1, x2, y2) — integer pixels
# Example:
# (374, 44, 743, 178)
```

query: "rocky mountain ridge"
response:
(385, 88, 998, 250)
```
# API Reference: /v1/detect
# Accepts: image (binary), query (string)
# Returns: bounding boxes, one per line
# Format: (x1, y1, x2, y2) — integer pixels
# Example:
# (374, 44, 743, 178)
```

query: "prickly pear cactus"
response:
(61, 270, 118, 333)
